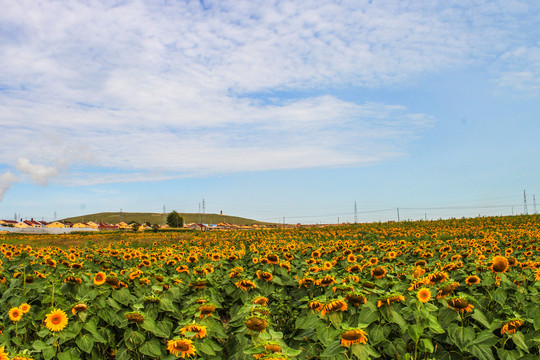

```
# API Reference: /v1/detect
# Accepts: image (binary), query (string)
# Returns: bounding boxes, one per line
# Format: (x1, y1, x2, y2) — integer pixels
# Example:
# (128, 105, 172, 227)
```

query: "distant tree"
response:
(152, 224, 160, 232)
(145, 221, 152, 227)
(131, 222, 140, 232)
(167, 211, 184, 228)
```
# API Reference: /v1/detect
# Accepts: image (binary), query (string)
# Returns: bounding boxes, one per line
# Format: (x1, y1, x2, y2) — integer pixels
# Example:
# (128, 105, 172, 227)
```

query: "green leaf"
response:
(510, 331, 529, 353)
(199, 341, 217, 356)
(427, 315, 445, 334)
(472, 309, 491, 329)
(159, 297, 177, 312)
(448, 324, 475, 351)
(418, 338, 434, 353)
(75, 333, 95, 354)
(295, 314, 319, 330)
(320, 340, 345, 358)
(112, 287, 133, 306)
(471, 330, 498, 347)
(438, 307, 459, 327)
(491, 288, 507, 305)
(42, 347, 56, 360)
(115, 347, 131, 360)
(497, 349, 522, 360)
(369, 325, 389, 345)
(408, 324, 424, 342)
(359, 305, 379, 325)
(390, 309, 406, 329)
(328, 311, 343, 327)
(317, 324, 338, 347)
(533, 314, 540, 331)
(124, 330, 146, 349)
(138, 338, 163, 357)
(57, 349, 80, 360)
(350, 344, 381, 360)
(468, 344, 495, 360)
(32, 339, 52, 351)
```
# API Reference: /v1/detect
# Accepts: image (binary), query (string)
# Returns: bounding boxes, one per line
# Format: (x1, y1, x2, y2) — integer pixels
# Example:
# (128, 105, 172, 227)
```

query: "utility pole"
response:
(524, 190, 528, 215)
(354, 201, 358, 224)
(283, 217, 285, 229)
(202, 199, 206, 224)
(425, 213, 427, 221)
(397, 207, 400, 222)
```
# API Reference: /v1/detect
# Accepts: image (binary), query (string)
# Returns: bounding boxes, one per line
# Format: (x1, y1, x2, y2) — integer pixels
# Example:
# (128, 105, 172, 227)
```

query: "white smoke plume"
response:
(15, 157, 66, 186)
(0, 171, 17, 201)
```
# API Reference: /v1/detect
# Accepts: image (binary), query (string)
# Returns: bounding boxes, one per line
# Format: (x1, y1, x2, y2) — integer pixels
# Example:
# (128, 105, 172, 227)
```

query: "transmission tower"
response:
(354, 201, 358, 224)
(202, 199, 206, 224)
(524, 190, 528, 215)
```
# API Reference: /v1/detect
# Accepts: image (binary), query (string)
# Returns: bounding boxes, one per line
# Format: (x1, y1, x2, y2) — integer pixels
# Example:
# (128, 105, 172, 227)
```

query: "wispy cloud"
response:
(0, 0, 536, 185)
(0, 171, 17, 201)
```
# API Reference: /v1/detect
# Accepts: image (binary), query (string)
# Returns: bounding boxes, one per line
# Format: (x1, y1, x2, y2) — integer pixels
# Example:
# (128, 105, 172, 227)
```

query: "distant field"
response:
(61, 211, 275, 226)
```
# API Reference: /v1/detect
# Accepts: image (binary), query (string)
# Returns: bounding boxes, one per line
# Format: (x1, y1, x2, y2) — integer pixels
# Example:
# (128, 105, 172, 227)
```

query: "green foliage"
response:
(166, 211, 184, 228)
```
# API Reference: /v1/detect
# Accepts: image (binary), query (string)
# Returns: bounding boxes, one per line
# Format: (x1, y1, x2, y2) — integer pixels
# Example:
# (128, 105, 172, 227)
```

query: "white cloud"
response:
(495, 44, 540, 94)
(15, 158, 64, 186)
(0, 171, 17, 201)
(0, 0, 536, 184)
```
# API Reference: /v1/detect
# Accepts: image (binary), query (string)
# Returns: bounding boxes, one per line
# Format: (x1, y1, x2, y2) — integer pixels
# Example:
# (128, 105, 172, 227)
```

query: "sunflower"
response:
(345, 292, 367, 307)
(346, 264, 362, 273)
(253, 296, 269, 306)
(307, 300, 324, 312)
(181, 324, 207, 339)
(256, 270, 274, 282)
(44, 309, 68, 332)
(167, 338, 196, 358)
(465, 275, 481, 286)
(315, 275, 336, 286)
(19, 303, 31, 314)
(428, 271, 449, 284)
(245, 316, 268, 332)
(197, 304, 217, 318)
(320, 299, 348, 316)
(340, 328, 368, 346)
(377, 293, 405, 308)
(437, 281, 460, 299)
(236, 279, 257, 291)
(125, 311, 145, 323)
(371, 266, 387, 279)
(71, 303, 88, 315)
(500, 319, 523, 335)
(9, 307, 23, 322)
(264, 342, 282, 354)
(0, 347, 8, 360)
(266, 254, 279, 264)
(93, 272, 106, 286)
(446, 297, 474, 313)
(417, 288, 431, 303)
(491, 256, 509, 273)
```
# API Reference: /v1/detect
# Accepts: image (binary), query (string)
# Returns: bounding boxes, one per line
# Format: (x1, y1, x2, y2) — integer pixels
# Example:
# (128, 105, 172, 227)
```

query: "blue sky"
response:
(1, 0, 539, 224)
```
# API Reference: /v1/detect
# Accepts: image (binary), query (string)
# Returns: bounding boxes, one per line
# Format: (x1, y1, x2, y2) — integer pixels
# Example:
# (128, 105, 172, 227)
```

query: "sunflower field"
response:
(0, 215, 539, 360)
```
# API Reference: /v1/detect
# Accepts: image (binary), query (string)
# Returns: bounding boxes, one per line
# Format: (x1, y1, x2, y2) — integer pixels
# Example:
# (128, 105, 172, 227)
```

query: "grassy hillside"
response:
(61, 212, 274, 226)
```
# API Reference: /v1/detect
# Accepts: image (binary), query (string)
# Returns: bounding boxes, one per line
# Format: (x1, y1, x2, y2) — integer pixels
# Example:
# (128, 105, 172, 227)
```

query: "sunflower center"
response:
(52, 315, 61, 324)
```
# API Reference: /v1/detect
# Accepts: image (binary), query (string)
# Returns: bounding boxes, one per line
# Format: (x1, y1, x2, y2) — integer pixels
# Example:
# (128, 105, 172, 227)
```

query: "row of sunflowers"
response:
(0, 215, 539, 359)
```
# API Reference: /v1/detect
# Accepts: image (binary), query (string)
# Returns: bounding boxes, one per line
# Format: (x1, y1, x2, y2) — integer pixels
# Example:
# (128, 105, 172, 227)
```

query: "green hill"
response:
(61, 212, 274, 226)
